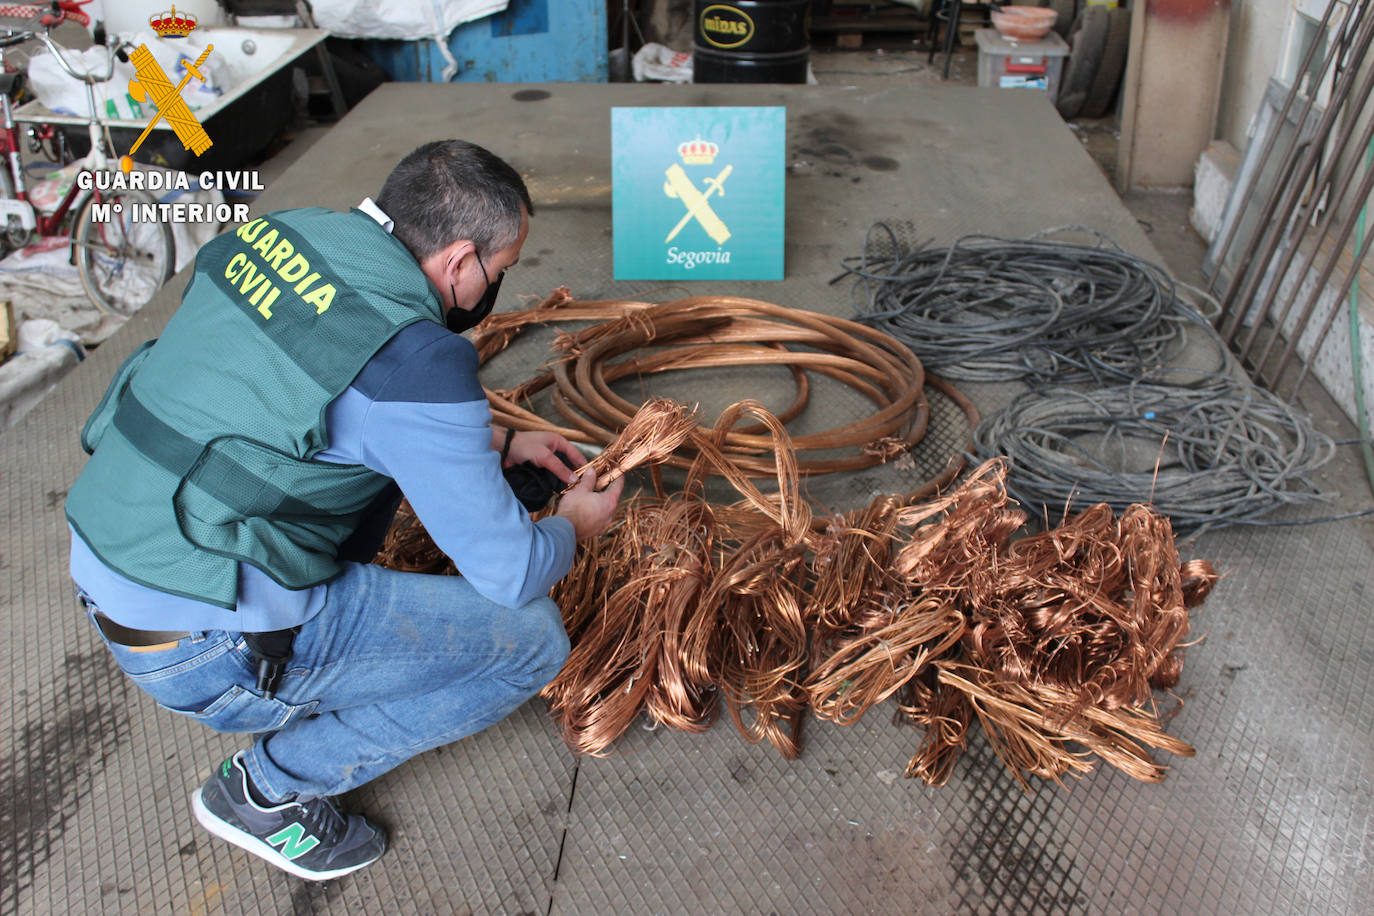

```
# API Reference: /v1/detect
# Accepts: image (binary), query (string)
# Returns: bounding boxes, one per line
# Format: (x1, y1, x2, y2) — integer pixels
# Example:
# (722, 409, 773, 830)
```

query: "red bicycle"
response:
(0, 5, 173, 316)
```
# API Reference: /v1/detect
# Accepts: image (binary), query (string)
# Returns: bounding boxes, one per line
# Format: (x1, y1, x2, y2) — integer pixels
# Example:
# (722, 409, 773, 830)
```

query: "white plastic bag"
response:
(633, 43, 693, 83)
(27, 32, 227, 120)
(309, 0, 507, 39)
(26, 45, 138, 118)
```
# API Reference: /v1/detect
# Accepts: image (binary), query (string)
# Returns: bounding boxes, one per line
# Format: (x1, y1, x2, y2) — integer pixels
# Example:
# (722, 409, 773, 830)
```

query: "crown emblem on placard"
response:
(150, 5, 198, 38)
(678, 138, 718, 165)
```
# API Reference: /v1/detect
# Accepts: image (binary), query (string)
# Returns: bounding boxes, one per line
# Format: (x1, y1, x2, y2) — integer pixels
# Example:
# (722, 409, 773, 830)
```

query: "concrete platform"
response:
(3, 82, 1372, 914)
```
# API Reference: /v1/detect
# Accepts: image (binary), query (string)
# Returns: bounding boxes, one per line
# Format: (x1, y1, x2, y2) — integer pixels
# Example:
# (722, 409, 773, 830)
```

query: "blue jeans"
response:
(86, 562, 569, 802)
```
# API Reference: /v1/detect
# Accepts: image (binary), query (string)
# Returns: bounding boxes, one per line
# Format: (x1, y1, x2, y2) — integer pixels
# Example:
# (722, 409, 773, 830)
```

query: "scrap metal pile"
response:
(375, 291, 1219, 787)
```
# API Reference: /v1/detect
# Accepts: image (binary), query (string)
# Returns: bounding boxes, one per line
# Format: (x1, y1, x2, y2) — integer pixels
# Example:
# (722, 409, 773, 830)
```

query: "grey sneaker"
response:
(191, 752, 386, 881)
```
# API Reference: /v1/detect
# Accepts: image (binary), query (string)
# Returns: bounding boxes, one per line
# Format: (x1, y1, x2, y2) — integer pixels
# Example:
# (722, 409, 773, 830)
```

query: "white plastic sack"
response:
(311, 0, 508, 80)
(0, 236, 111, 344)
(0, 318, 85, 431)
(27, 32, 226, 119)
(16, 317, 83, 354)
(26, 45, 137, 118)
(310, 0, 508, 40)
(633, 43, 693, 83)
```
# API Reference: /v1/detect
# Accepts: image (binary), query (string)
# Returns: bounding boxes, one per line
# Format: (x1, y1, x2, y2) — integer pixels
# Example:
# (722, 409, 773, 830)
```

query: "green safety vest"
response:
(66, 208, 445, 609)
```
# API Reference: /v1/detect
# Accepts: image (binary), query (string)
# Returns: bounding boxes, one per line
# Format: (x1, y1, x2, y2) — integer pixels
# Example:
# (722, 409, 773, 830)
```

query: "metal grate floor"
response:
(2, 83, 1371, 914)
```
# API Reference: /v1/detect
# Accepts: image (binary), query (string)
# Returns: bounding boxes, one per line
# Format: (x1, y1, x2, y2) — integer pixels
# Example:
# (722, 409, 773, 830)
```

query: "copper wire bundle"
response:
(806, 495, 909, 640)
(929, 664, 1198, 786)
(805, 463, 1020, 736)
(576, 396, 697, 490)
(990, 503, 1208, 719)
(543, 494, 723, 755)
(806, 594, 965, 726)
(375, 292, 1221, 786)
(900, 671, 975, 786)
(683, 403, 814, 758)
(802, 460, 1217, 786)
(894, 463, 1216, 786)
(471, 289, 980, 488)
(377, 416, 1217, 785)
(374, 398, 697, 578)
(543, 401, 818, 758)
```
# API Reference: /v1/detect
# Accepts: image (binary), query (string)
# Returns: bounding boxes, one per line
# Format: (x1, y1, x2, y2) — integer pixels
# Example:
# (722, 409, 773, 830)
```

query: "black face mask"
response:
(446, 249, 504, 333)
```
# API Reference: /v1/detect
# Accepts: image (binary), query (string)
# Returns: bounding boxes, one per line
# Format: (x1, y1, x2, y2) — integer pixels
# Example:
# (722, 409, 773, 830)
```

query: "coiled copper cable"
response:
(472, 289, 971, 485)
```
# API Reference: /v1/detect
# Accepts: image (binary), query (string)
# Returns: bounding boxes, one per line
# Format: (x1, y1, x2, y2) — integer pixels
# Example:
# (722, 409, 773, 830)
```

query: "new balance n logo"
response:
(266, 823, 320, 860)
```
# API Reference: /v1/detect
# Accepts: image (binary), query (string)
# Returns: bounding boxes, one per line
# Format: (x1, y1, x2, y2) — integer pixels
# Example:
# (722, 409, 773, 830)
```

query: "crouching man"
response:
(66, 140, 622, 880)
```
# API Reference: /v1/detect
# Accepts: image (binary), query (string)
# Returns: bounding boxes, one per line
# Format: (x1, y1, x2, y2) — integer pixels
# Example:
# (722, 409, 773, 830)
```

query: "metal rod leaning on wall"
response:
(1218, 2, 1374, 343)
(1239, 64, 1374, 371)
(1218, 2, 1374, 341)
(1206, 0, 1348, 303)
(1212, 0, 1366, 323)
(1279, 189, 1374, 399)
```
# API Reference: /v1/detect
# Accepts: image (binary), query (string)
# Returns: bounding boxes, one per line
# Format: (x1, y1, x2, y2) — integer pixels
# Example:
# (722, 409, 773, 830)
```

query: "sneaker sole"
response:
(191, 788, 381, 882)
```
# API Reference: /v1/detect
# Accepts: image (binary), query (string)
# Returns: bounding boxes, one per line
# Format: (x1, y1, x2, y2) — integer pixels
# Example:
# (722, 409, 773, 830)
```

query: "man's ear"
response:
(446, 238, 477, 268)
(420, 238, 477, 291)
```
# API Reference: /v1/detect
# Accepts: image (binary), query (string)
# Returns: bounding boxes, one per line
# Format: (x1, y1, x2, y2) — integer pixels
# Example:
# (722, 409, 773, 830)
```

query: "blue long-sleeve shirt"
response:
(70, 320, 576, 631)
(70, 202, 575, 632)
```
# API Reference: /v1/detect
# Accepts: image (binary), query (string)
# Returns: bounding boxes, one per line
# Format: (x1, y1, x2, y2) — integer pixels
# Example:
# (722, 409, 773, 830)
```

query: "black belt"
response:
(91, 611, 298, 698)
(93, 612, 191, 650)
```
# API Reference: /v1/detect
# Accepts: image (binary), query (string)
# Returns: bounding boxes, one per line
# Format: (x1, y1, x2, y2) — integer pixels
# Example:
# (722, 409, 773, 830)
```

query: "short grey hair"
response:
(376, 140, 533, 261)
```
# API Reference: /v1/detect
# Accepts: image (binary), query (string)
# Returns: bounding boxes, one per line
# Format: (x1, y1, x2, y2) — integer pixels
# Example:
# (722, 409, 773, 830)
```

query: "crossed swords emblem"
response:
(663, 162, 732, 246)
(119, 43, 215, 174)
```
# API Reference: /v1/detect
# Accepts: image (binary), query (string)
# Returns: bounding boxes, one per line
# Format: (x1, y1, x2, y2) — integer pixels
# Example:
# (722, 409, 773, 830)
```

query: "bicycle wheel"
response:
(74, 187, 175, 316)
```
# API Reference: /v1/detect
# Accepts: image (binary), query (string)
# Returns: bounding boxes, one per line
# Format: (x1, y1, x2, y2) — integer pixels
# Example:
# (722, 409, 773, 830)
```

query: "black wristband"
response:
(500, 427, 516, 463)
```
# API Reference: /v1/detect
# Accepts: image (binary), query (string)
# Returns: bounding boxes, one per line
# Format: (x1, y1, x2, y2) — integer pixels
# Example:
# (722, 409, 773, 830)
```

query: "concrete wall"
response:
(641, 0, 696, 50)
(1216, 0, 1291, 149)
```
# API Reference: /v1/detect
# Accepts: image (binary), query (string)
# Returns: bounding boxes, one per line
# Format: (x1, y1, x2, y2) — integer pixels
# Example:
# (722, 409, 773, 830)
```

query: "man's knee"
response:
(523, 596, 570, 685)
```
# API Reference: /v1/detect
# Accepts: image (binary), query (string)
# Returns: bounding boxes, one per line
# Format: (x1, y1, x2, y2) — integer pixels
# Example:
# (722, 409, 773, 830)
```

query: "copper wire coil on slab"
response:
(472, 288, 979, 489)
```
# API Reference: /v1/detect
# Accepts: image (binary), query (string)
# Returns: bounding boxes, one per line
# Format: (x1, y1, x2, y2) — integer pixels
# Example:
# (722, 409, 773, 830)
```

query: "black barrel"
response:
(693, 0, 810, 84)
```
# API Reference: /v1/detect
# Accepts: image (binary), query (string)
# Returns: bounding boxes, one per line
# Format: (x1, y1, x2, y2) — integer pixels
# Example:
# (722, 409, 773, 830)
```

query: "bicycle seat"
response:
(0, 32, 34, 49)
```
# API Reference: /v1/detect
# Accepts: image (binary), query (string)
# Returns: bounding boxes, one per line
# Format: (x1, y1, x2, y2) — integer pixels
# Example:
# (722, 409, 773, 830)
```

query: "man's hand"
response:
(555, 469, 625, 541)
(498, 428, 585, 484)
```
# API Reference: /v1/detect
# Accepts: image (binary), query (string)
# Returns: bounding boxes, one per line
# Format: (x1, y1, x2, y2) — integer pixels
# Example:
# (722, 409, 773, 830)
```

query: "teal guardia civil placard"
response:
(612, 106, 785, 280)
